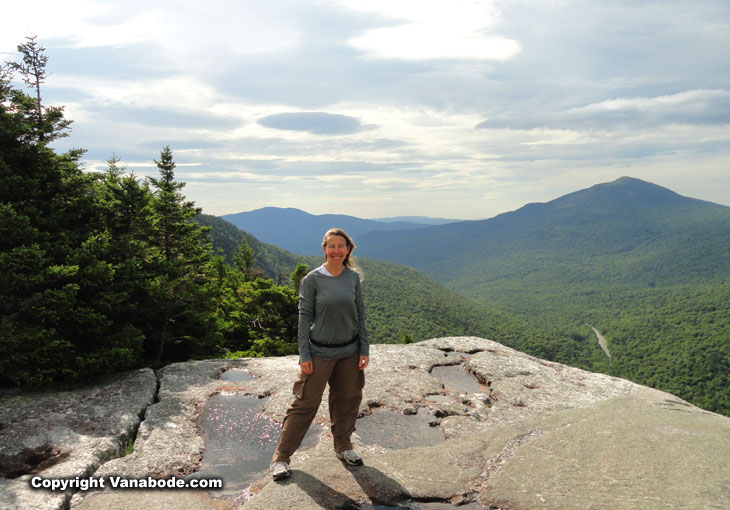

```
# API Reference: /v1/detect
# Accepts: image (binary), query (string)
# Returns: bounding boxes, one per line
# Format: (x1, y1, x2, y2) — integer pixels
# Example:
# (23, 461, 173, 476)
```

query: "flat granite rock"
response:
(243, 338, 730, 509)
(2, 337, 729, 510)
(0, 368, 157, 510)
(480, 394, 730, 509)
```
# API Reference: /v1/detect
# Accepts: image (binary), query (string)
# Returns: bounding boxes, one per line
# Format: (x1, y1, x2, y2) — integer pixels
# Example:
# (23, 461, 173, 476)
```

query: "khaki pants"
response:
(272, 354, 364, 464)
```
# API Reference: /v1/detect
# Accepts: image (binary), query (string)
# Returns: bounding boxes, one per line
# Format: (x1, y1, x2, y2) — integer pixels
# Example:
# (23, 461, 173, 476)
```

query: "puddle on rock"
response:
(188, 393, 322, 496)
(356, 408, 445, 450)
(362, 502, 482, 510)
(360, 506, 408, 510)
(219, 368, 256, 383)
(430, 365, 486, 394)
(417, 503, 482, 510)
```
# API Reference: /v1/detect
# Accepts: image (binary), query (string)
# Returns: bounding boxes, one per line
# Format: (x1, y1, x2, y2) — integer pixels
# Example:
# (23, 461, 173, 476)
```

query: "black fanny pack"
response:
(309, 334, 359, 348)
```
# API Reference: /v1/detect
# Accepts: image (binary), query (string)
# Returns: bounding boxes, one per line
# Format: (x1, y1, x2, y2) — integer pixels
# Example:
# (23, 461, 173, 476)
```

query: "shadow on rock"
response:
(348, 464, 407, 506)
(290, 464, 407, 509)
(288, 470, 359, 509)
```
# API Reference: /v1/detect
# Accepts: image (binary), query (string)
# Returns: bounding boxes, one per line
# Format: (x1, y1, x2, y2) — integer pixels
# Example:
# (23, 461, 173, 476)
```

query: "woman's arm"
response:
(298, 275, 315, 364)
(355, 277, 369, 360)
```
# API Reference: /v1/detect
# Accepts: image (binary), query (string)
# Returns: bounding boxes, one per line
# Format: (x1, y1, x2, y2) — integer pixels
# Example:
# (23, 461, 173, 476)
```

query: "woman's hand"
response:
(359, 356, 369, 370)
(300, 361, 313, 375)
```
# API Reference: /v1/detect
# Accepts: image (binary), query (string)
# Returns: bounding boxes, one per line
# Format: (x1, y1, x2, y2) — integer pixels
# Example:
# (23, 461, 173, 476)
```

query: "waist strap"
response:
(309, 334, 359, 348)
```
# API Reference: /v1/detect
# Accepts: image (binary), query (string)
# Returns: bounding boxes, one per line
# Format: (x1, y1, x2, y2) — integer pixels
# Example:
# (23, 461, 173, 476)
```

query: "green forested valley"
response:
(195, 213, 302, 281)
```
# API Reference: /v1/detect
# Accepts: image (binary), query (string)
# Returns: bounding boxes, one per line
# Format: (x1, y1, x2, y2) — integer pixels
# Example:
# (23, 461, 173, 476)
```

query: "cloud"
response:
(564, 89, 730, 127)
(95, 107, 242, 130)
(3, 0, 729, 219)
(476, 89, 730, 131)
(333, 0, 520, 61)
(258, 112, 367, 135)
(349, 24, 520, 61)
(1, 0, 299, 56)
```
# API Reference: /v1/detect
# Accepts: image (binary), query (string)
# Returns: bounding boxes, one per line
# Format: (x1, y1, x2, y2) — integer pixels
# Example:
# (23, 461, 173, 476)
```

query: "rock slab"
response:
(2, 337, 729, 510)
(0, 368, 157, 510)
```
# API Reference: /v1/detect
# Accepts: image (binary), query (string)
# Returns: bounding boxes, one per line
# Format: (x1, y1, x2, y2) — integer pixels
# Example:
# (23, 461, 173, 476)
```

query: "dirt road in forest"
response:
(586, 324, 611, 364)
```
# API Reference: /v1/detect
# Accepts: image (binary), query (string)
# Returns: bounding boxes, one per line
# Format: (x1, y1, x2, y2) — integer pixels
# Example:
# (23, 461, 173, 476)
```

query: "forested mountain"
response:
(358, 177, 730, 288)
(220, 207, 435, 255)
(195, 214, 301, 281)
(357, 177, 730, 414)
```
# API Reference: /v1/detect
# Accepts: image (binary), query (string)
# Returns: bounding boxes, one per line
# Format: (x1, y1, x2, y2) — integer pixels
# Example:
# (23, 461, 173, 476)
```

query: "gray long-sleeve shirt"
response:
(297, 266, 369, 363)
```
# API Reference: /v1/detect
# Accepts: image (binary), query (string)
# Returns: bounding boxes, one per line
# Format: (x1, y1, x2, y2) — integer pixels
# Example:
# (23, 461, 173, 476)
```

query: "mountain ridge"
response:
(220, 207, 435, 255)
(356, 176, 730, 280)
(372, 215, 460, 225)
(219, 177, 728, 259)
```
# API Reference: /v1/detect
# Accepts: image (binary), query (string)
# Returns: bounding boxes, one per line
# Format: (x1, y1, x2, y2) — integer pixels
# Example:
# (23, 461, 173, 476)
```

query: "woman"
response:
(270, 228, 370, 481)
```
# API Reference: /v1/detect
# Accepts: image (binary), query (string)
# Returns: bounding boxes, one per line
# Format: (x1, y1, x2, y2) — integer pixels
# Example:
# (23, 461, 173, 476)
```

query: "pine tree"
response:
(1, 40, 142, 384)
(290, 263, 309, 293)
(1, 38, 303, 386)
(233, 238, 255, 280)
(91, 157, 157, 356)
(9, 35, 71, 142)
(146, 146, 220, 363)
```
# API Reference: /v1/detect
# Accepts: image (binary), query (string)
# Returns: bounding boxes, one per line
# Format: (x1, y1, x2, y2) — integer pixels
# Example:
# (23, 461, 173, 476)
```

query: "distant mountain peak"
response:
(546, 176, 705, 212)
(602, 176, 677, 193)
(613, 176, 647, 184)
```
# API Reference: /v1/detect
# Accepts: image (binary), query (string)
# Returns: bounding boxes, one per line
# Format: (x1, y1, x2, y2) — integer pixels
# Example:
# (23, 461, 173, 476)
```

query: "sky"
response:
(2, 0, 729, 220)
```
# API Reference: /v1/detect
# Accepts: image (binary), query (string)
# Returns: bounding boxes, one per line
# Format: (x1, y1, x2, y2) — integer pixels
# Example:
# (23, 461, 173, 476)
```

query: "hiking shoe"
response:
(270, 461, 290, 480)
(336, 450, 363, 466)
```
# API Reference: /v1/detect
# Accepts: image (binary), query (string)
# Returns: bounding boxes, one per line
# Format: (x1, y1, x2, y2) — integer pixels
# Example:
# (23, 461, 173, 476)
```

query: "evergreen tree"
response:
(1, 38, 305, 386)
(146, 146, 220, 363)
(290, 263, 308, 293)
(0, 41, 142, 384)
(9, 35, 71, 142)
(233, 238, 255, 281)
(91, 157, 157, 356)
(214, 241, 299, 358)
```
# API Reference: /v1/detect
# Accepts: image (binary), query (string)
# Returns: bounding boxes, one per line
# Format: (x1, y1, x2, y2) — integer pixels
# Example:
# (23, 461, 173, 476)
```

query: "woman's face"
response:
(322, 234, 351, 265)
